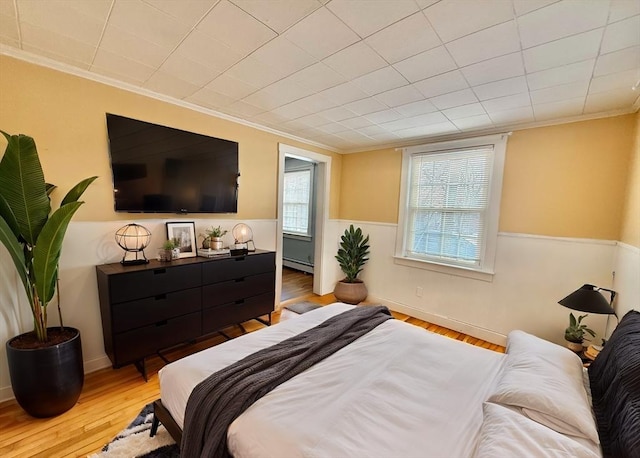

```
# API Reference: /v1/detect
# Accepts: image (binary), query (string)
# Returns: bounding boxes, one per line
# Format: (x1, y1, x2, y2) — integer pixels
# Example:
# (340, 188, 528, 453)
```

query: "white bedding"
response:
(159, 303, 506, 457)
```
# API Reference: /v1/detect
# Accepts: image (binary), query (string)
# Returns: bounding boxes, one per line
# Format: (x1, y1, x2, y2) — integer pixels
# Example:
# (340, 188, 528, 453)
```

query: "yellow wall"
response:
(340, 115, 636, 240)
(620, 112, 640, 247)
(0, 55, 342, 221)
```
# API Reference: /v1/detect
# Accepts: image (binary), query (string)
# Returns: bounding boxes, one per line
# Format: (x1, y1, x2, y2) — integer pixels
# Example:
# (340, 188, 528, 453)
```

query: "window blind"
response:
(406, 146, 494, 266)
(283, 169, 312, 235)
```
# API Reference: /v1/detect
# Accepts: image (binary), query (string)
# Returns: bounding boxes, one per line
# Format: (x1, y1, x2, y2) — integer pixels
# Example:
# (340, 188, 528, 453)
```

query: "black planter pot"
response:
(6, 327, 84, 418)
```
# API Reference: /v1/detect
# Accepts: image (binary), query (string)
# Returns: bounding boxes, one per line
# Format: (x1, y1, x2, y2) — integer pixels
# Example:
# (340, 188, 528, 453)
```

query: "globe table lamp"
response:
(231, 223, 255, 255)
(115, 223, 151, 265)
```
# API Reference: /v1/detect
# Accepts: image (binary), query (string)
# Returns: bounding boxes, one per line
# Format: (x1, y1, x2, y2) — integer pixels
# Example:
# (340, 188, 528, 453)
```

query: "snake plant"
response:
(335, 224, 370, 283)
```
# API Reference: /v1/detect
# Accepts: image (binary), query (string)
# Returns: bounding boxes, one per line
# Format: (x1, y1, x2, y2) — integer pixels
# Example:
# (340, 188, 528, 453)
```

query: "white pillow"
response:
(487, 330, 599, 444)
(474, 403, 600, 458)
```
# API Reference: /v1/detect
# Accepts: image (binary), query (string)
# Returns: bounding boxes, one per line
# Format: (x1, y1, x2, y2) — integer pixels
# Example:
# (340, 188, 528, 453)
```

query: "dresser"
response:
(96, 250, 275, 379)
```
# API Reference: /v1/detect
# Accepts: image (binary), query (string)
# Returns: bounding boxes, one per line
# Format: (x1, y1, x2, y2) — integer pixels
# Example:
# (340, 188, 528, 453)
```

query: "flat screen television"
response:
(106, 114, 239, 213)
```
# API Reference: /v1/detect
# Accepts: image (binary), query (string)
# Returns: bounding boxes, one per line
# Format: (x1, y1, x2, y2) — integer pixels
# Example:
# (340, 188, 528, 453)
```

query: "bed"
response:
(153, 303, 640, 458)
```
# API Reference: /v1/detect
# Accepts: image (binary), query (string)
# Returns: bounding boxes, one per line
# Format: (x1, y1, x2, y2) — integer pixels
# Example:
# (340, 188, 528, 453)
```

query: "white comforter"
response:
(159, 303, 506, 457)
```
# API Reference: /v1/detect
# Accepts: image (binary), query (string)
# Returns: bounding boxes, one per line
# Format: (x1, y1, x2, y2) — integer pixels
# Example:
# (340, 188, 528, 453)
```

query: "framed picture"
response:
(166, 221, 196, 258)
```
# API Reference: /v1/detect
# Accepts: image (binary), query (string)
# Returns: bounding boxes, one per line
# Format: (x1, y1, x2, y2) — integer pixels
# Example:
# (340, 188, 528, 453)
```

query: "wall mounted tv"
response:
(106, 114, 239, 213)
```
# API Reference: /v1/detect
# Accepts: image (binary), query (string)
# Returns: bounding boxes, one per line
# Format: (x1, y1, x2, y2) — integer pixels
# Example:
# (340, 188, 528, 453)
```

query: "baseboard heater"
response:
(283, 259, 314, 274)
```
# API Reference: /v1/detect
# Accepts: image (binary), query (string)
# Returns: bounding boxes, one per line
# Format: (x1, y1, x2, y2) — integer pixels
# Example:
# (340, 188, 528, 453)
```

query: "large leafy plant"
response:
(564, 313, 596, 343)
(335, 224, 370, 283)
(0, 131, 96, 343)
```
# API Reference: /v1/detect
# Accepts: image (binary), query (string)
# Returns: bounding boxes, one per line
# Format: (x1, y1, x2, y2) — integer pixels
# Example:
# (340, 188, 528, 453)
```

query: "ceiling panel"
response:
(3, 0, 638, 152)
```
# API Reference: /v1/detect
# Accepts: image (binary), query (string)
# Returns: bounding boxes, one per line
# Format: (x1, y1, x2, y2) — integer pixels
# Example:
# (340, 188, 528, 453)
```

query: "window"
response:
(395, 134, 507, 279)
(283, 168, 313, 235)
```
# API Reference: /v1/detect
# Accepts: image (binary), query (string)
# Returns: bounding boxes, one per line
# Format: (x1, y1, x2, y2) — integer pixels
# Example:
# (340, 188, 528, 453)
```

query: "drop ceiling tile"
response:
(380, 111, 447, 131)
(523, 29, 603, 73)
(357, 125, 390, 137)
(394, 99, 438, 116)
(326, 0, 418, 38)
(197, 0, 276, 55)
(512, 0, 558, 16)
(473, 76, 528, 101)
(108, 0, 191, 50)
(225, 56, 286, 88)
(319, 82, 369, 105)
(285, 62, 346, 92)
(226, 100, 266, 117)
(609, 0, 640, 23)
(22, 43, 91, 70)
(293, 113, 332, 128)
(251, 36, 316, 76)
(144, 71, 200, 99)
(363, 109, 405, 124)
(589, 69, 640, 94)
(594, 46, 640, 76)
(413, 70, 468, 98)
(365, 12, 441, 64)
(205, 73, 258, 99)
(452, 114, 493, 130)
(601, 15, 640, 54)
(20, 22, 96, 66)
(446, 21, 520, 67)
(17, 0, 108, 45)
(353, 66, 409, 96)
(160, 53, 221, 86)
(319, 106, 356, 122)
(481, 92, 531, 112)
(395, 121, 459, 138)
(0, 12, 18, 42)
(323, 41, 387, 80)
(530, 80, 589, 104)
(584, 87, 639, 112)
(375, 85, 424, 107)
(243, 79, 312, 110)
(186, 87, 237, 109)
(526, 59, 595, 91)
(424, 0, 513, 43)
(344, 97, 388, 115)
(251, 110, 289, 125)
(284, 7, 359, 60)
(175, 29, 245, 72)
(533, 97, 585, 120)
(460, 52, 525, 86)
(144, 0, 216, 25)
(517, 0, 609, 49)
(271, 101, 313, 119)
(92, 48, 156, 84)
(316, 122, 350, 133)
(429, 88, 478, 110)
(443, 103, 487, 120)
(487, 105, 535, 124)
(100, 23, 172, 68)
(341, 116, 375, 129)
(290, 93, 338, 112)
(393, 46, 457, 83)
(229, 0, 322, 33)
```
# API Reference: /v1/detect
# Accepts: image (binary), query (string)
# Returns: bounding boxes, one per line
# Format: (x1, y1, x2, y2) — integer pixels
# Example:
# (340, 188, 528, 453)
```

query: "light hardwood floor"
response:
(0, 293, 504, 458)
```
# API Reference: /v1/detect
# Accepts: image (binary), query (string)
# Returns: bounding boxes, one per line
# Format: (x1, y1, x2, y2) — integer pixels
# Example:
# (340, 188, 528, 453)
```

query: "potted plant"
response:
(202, 225, 227, 250)
(0, 131, 97, 417)
(564, 313, 596, 352)
(160, 239, 178, 261)
(333, 225, 370, 305)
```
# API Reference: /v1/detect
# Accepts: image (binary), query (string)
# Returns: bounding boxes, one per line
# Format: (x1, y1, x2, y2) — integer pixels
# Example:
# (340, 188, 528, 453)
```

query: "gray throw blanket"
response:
(181, 305, 393, 458)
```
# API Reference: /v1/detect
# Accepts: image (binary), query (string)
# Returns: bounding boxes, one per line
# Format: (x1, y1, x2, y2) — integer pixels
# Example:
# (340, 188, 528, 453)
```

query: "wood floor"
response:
(281, 267, 313, 302)
(0, 292, 504, 458)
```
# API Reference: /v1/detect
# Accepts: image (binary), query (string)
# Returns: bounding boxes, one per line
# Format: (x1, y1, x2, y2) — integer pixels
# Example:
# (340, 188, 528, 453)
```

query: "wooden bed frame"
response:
(150, 399, 183, 444)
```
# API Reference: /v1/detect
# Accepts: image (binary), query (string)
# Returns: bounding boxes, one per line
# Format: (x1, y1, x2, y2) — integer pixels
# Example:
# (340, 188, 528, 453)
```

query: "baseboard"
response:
(0, 386, 14, 403)
(369, 295, 507, 346)
(283, 259, 314, 274)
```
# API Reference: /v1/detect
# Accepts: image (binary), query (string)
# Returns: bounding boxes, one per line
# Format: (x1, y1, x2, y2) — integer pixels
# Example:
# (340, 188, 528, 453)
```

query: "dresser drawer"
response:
(202, 271, 275, 309)
(202, 252, 275, 284)
(202, 292, 274, 334)
(111, 287, 201, 333)
(113, 311, 201, 366)
(109, 264, 201, 303)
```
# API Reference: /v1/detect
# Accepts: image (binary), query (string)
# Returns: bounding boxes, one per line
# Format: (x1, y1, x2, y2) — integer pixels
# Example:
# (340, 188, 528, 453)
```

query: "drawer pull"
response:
(154, 269, 166, 275)
(235, 299, 245, 305)
(234, 278, 245, 283)
(155, 294, 167, 301)
(155, 320, 168, 327)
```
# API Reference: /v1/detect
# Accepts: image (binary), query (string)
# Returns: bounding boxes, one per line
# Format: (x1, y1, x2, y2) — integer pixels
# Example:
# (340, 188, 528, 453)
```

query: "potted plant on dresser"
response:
(564, 313, 596, 353)
(333, 225, 370, 305)
(0, 131, 96, 417)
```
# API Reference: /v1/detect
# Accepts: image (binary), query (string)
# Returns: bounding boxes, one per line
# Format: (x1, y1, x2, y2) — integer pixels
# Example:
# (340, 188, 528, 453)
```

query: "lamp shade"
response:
(558, 284, 616, 315)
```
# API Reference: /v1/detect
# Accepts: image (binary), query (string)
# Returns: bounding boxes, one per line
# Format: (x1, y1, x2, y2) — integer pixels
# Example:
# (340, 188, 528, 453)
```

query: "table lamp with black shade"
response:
(559, 284, 617, 352)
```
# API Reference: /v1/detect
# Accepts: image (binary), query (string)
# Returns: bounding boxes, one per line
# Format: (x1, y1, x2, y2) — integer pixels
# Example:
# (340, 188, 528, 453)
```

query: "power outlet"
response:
(416, 287, 423, 297)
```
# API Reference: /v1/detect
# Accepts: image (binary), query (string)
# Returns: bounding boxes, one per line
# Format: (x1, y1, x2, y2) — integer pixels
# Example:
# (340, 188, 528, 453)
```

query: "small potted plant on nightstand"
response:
(202, 225, 227, 250)
(160, 239, 177, 261)
(564, 313, 596, 352)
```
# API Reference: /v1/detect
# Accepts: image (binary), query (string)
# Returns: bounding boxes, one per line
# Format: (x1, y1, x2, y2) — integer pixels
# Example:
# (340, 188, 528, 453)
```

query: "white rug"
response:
(90, 403, 179, 458)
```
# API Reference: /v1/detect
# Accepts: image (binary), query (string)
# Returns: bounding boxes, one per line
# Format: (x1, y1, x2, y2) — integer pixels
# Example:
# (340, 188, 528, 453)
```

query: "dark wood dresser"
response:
(96, 250, 275, 378)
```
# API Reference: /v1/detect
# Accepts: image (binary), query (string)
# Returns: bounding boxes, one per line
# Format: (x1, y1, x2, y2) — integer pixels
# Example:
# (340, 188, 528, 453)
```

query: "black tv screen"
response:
(106, 114, 238, 213)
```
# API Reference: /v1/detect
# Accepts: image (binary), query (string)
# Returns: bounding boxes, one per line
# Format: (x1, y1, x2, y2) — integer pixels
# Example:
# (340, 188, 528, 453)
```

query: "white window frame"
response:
(283, 165, 314, 237)
(394, 133, 508, 281)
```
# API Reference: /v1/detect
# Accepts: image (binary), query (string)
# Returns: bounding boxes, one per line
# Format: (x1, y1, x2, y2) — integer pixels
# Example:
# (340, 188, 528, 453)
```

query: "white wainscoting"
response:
(0, 219, 277, 402)
(612, 242, 640, 321)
